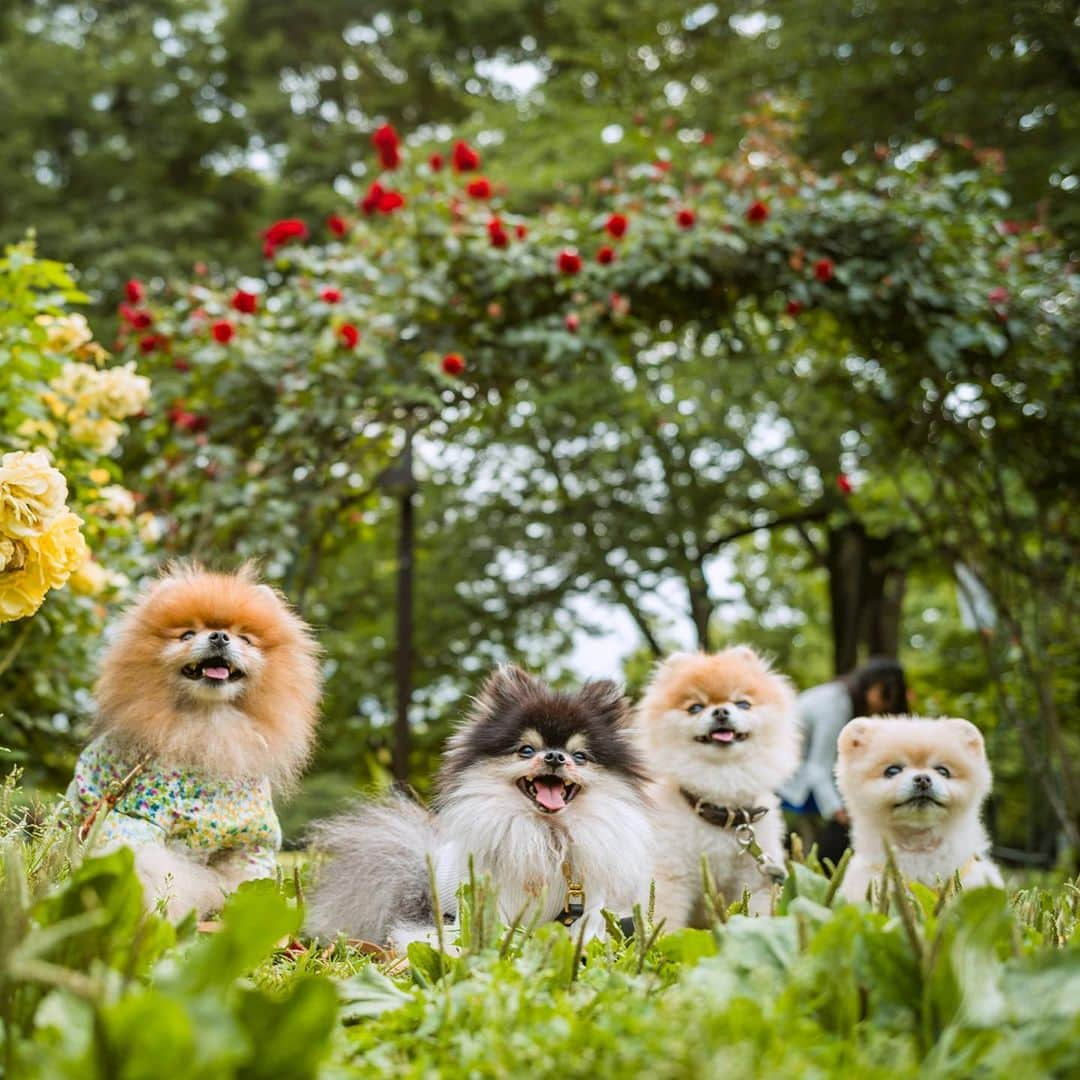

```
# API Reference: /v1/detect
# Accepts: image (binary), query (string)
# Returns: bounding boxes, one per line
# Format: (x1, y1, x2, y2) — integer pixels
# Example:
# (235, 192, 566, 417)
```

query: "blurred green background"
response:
(0, 0, 1077, 859)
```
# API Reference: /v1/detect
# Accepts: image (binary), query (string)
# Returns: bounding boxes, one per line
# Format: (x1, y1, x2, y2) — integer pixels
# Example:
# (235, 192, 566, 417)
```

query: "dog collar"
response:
(679, 788, 770, 829)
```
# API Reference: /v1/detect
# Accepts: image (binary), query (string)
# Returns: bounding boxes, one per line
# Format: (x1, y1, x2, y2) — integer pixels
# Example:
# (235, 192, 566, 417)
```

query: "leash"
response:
(77, 750, 153, 842)
(680, 787, 787, 885)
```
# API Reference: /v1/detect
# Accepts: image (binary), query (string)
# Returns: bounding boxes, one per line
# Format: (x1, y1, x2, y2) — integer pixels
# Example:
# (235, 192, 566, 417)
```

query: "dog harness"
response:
(66, 734, 281, 877)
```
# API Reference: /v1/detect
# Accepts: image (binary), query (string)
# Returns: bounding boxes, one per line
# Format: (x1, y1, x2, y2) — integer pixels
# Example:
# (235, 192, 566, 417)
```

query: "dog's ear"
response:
(722, 644, 764, 665)
(838, 717, 874, 756)
(945, 717, 985, 756)
(480, 664, 540, 704)
(578, 679, 629, 727)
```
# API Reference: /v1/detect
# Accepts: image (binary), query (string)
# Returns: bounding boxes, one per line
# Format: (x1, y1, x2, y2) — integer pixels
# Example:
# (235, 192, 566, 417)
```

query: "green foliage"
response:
(4, 775, 1078, 1077)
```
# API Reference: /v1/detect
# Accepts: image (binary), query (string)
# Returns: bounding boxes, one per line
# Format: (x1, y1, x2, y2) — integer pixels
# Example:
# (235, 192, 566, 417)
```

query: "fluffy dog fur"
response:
(96, 563, 320, 787)
(636, 647, 800, 925)
(306, 666, 652, 951)
(80, 563, 320, 918)
(835, 715, 1002, 901)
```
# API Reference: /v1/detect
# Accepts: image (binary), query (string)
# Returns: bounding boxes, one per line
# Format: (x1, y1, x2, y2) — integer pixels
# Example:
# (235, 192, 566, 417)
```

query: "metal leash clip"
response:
(734, 822, 786, 884)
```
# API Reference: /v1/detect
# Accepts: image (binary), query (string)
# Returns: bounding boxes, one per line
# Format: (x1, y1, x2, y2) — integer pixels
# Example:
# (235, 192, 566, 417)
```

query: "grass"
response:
(2, 770, 1078, 1079)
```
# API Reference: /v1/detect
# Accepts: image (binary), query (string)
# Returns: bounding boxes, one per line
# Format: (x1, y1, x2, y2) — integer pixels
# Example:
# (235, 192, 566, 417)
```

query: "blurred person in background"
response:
(781, 657, 910, 866)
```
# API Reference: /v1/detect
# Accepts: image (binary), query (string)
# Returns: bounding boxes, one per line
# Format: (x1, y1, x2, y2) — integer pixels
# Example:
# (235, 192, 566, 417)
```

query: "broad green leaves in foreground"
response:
(3, 785, 1078, 1078)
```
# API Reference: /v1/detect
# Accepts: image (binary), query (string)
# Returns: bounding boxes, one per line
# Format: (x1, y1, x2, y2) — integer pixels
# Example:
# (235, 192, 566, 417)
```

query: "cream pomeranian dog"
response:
(306, 666, 652, 951)
(66, 564, 321, 919)
(835, 715, 1003, 901)
(635, 647, 800, 925)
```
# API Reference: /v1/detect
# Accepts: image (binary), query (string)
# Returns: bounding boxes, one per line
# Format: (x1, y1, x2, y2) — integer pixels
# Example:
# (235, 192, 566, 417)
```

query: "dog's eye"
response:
(687, 703, 704, 714)
(935, 765, 951, 778)
(734, 699, 752, 710)
(517, 745, 534, 758)
(883, 764, 903, 778)
(239, 634, 252, 645)
(179, 630, 196, 641)
(571, 751, 588, 765)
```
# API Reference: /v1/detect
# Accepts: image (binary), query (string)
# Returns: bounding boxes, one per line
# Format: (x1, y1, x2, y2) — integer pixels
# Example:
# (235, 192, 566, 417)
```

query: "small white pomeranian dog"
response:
(306, 666, 652, 951)
(635, 647, 800, 925)
(835, 715, 1003, 901)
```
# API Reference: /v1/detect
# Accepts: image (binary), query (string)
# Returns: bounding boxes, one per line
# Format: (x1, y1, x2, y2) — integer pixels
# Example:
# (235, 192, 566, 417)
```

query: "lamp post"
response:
(378, 424, 418, 783)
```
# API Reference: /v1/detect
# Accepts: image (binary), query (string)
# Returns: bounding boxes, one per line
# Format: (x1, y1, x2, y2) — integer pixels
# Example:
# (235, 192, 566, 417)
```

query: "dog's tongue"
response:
(202, 666, 230, 681)
(711, 729, 736, 743)
(533, 778, 567, 811)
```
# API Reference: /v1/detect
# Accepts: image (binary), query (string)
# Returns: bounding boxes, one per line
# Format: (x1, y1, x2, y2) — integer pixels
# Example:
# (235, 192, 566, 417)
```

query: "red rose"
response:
(429, 152, 444, 172)
(487, 218, 509, 248)
(371, 123, 401, 170)
(746, 200, 769, 223)
(701, 132, 715, 146)
(596, 245, 616, 265)
(676, 208, 696, 229)
(836, 473, 854, 496)
(557, 249, 583, 275)
(338, 324, 359, 348)
(515, 223, 528, 240)
(173, 358, 191, 373)
(211, 320, 234, 344)
(360, 182, 406, 215)
(451, 140, 480, 172)
(442, 352, 465, 376)
(231, 289, 258, 314)
(181, 413, 209, 433)
(381, 190, 406, 213)
(785, 300, 803, 317)
(564, 313, 580, 333)
(320, 287, 342, 304)
(987, 286, 1009, 305)
(263, 219, 308, 250)
(606, 213, 628, 238)
(814, 258, 835, 282)
(139, 334, 162, 354)
(125, 279, 144, 304)
(169, 406, 207, 433)
(119, 305, 153, 330)
(327, 213, 348, 237)
(466, 176, 493, 199)
(655, 160, 672, 173)
(360, 182, 385, 215)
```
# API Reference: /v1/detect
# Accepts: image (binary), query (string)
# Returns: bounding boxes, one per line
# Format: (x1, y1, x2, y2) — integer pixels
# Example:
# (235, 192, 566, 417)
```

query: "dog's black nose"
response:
(208, 630, 230, 644)
(712, 706, 730, 721)
(544, 749, 567, 766)
(913, 773, 932, 791)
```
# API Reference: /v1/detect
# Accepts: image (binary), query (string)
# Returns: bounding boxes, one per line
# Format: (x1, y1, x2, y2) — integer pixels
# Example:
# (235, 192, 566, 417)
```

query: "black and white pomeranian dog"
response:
(306, 666, 652, 951)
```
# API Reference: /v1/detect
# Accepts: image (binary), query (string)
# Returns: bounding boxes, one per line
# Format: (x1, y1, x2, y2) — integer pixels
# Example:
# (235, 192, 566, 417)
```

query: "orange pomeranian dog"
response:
(66, 563, 321, 919)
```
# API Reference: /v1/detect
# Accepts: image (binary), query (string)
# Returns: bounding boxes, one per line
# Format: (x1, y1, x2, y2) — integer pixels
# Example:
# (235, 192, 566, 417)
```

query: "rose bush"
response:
(0, 240, 153, 783)
(114, 110, 1077, 830)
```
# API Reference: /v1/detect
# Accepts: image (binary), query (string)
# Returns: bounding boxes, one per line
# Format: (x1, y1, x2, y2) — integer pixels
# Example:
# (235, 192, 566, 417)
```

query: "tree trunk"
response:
(826, 524, 906, 675)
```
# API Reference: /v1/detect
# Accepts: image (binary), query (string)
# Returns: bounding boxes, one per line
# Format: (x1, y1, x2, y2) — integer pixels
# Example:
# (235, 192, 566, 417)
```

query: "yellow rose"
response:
(69, 556, 109, 597)
(95, 485, 136, 519)
(95, 363, 151, 419)
(0, 450, 68, 538)
(35, 509, 89, 589)
(36, 313, 93, 353)
(0, 557, 49, 620)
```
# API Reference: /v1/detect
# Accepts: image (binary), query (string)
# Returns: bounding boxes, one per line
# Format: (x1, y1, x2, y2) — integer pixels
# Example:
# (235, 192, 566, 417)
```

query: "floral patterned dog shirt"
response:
(66, 734, 280, 878)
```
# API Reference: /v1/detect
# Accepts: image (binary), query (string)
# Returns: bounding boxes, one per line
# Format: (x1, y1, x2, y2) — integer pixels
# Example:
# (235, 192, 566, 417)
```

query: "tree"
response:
(113, 111, 1079, 852)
